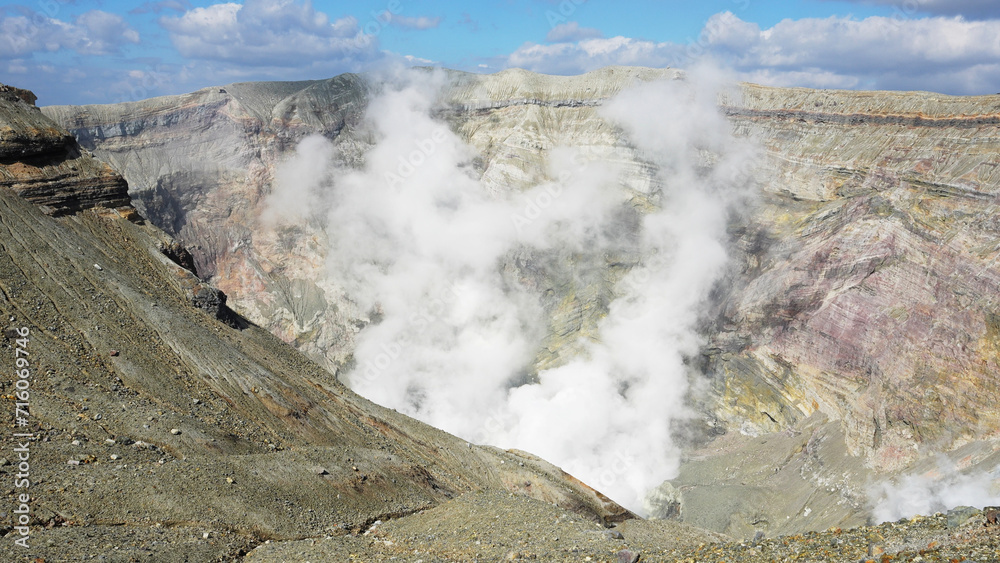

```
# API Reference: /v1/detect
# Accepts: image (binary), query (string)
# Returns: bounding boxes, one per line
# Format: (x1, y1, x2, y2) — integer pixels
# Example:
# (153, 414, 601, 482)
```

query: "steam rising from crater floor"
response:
(264, 67, 758, 513)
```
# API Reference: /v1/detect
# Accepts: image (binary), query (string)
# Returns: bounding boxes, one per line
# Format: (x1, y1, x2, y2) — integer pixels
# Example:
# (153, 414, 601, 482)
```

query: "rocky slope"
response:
(0, 85, 652, 560)
(42, 68, 1000, 539)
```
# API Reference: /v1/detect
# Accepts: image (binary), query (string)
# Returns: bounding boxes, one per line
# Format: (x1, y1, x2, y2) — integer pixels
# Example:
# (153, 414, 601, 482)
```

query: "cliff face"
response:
(712, 86, 1000, 469)
(44, 76, 373, 369)
(41, 70, 1000, 535)
(0, 85, 131, 216)
(0, 84, 646, 560)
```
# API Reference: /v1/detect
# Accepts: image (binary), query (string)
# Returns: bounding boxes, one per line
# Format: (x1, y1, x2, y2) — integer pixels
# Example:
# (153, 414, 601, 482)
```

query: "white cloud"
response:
(502, 12, 1000, 95)
(75, 10, 141, 53)
(160, 0, 381, 68)
(0, 9, 140, 57)
(718, 12, 1000, 93)
(403, 54, 435, 65)
(507, 36, 681, 76)
(546, 21, 603, 43)
(722, 14, 1000, 71)
(6, 59, 27, 74)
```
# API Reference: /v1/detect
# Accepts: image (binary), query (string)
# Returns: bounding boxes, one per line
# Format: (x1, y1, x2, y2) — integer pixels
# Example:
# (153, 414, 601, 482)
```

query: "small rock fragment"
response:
(71, 440, 81, 446)
(169, 428, 181, 435)
(108, 350, 119, 357)
(105, 439, 115, 445)
(110, 454, 120, 460)
(94, 264, 103, 271)
(986, 506, 1000, 526)
(67, 460, 80, 466)
(0, 458, 10, 466)
(616, 549, 640, 563)
(226, 477, 235, 484)
(314, 467, 329, 476)
(947, 506, 980, 528)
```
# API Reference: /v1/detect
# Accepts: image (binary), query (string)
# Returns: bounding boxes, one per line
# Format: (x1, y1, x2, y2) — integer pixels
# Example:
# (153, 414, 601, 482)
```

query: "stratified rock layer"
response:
(0, 84, 130, 215)
(713, 85, 1000, 468)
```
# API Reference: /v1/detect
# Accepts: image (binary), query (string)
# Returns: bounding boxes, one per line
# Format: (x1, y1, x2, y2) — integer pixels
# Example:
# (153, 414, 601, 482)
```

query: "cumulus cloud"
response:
(263, 65, 758, 513)
(0, 9, 140, 57)
(507, 36, 681, 76)
(717, 12, 1000, 93)
(503, 11, 1000, 94)
(546, 21, 603, 43)
(160, 0, 380, 68)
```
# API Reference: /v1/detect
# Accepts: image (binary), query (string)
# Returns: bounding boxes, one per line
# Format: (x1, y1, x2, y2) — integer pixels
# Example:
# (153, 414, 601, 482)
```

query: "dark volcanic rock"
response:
(159, 240, 197, 273)
(0, 83, 131, 215)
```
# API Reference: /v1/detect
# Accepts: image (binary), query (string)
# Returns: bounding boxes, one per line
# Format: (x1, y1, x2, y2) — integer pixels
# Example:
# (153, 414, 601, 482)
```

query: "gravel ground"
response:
(245, 490, 725, 561)
(245, 493, 1000, 562)
(661, 511, 1000, 562)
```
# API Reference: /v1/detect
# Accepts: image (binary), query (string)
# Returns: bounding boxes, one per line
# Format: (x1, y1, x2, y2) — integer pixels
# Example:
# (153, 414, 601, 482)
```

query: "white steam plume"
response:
(264, 66, 757, 513)
(871, 464, 1000, 522)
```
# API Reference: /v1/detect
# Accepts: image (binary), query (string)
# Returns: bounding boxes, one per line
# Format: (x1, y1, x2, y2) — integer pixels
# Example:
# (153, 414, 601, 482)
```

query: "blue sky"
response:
(2, 0, 1000, 105)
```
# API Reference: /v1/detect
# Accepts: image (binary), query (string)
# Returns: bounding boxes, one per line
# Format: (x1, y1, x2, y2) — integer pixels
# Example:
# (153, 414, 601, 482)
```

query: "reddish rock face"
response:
(713, 86, 1000, 468)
